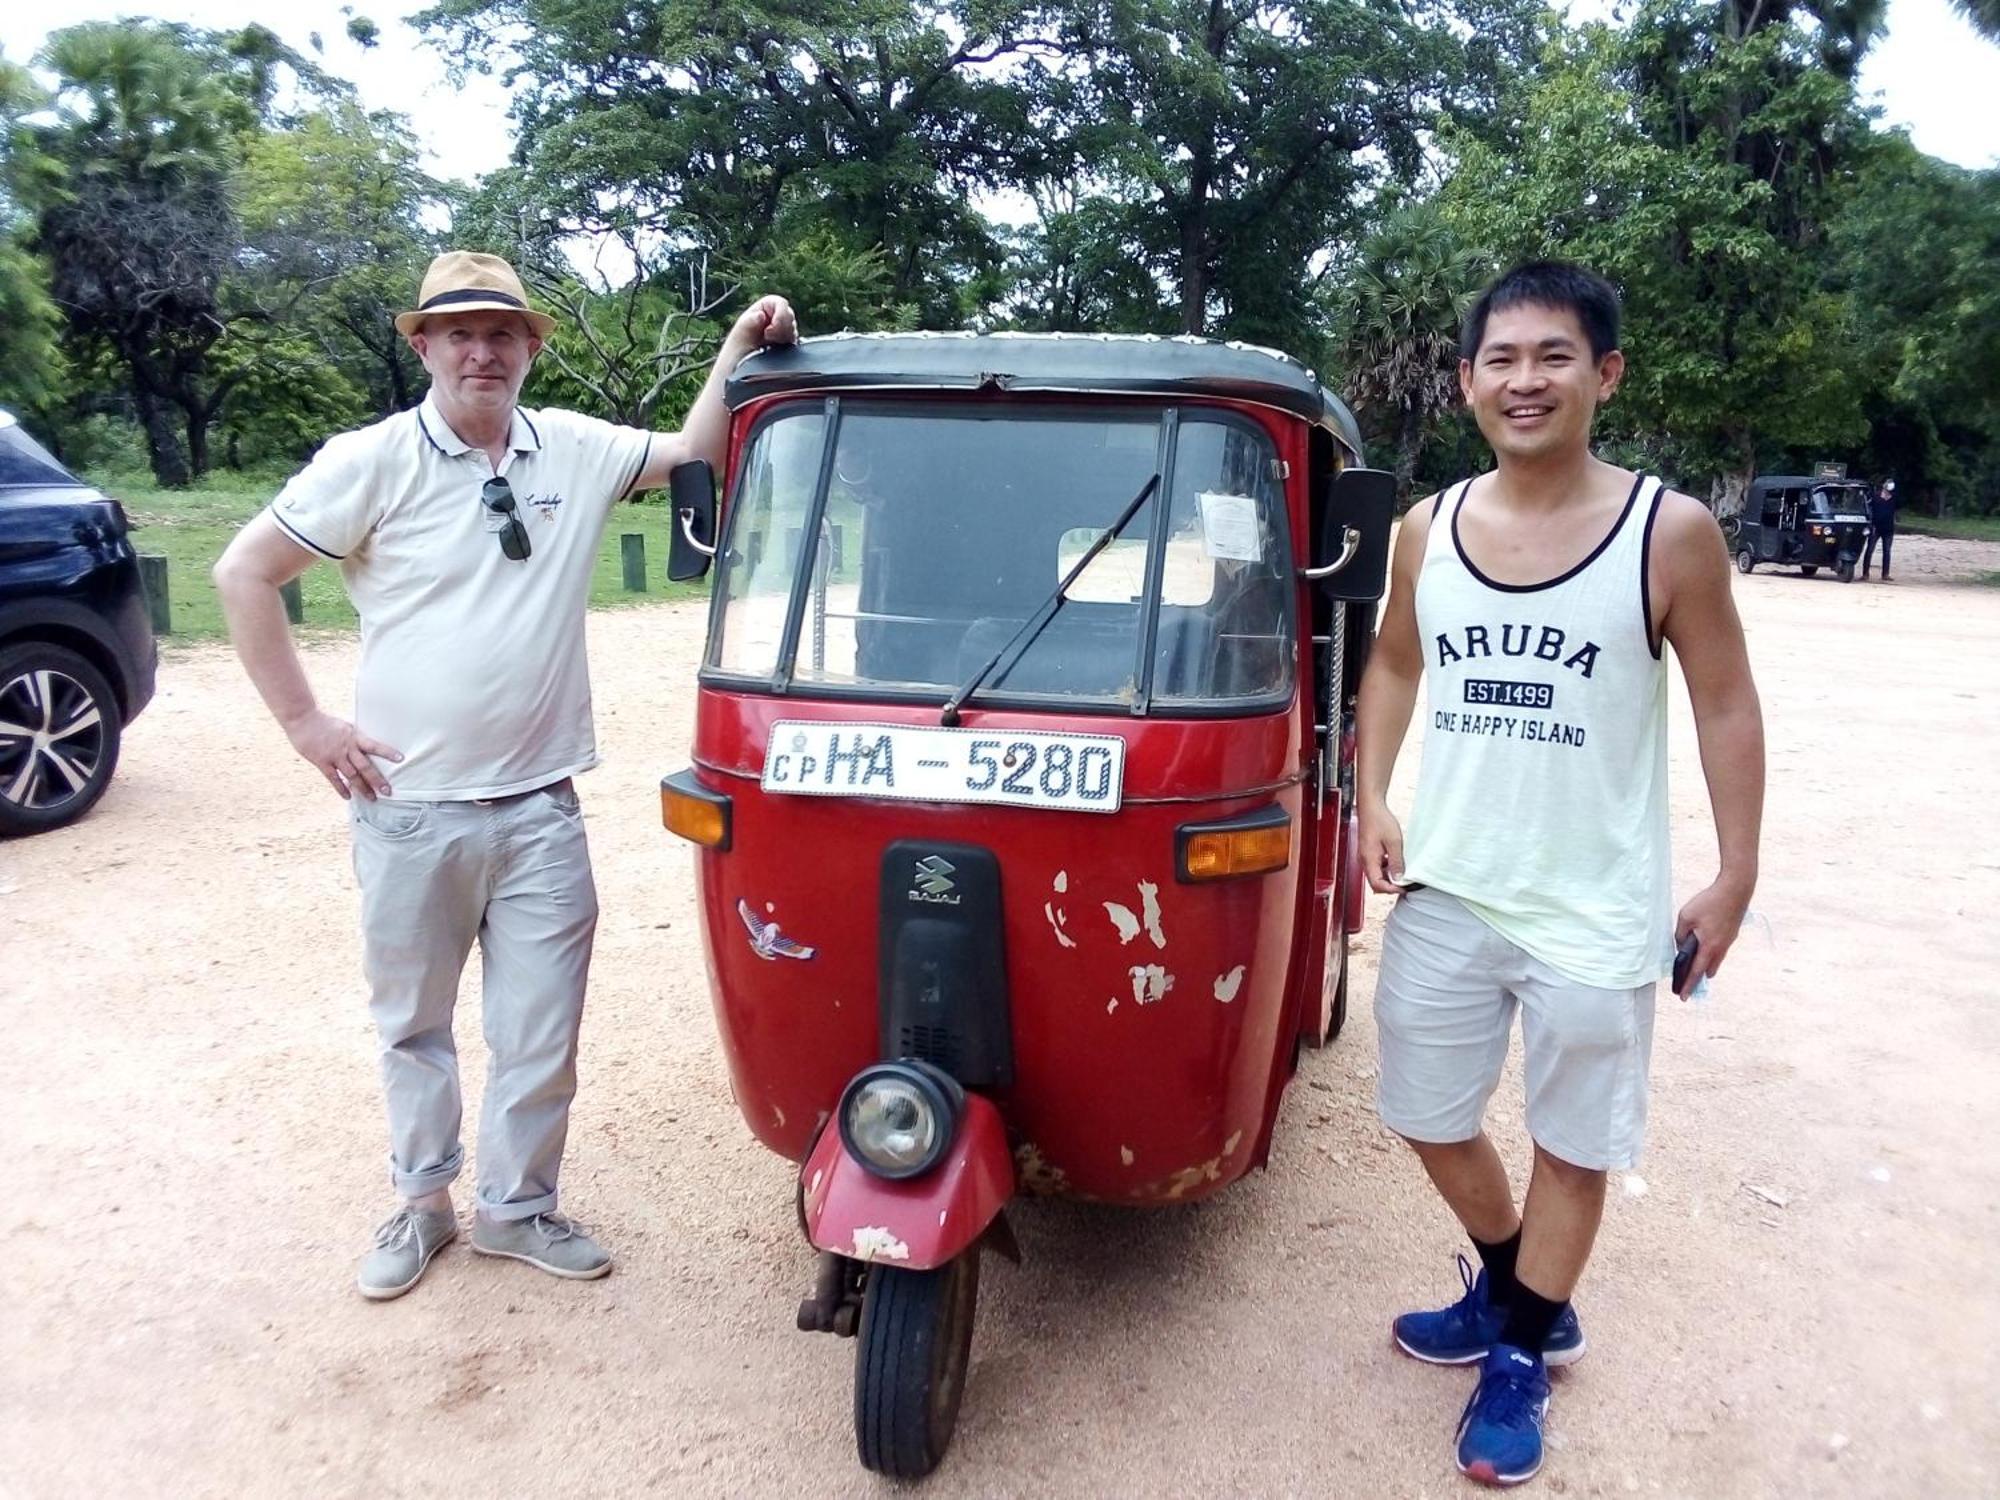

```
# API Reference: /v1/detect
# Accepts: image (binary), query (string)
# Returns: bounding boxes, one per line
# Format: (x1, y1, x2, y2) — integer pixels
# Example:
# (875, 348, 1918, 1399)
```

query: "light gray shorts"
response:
(1374, 887, 1657, 1171)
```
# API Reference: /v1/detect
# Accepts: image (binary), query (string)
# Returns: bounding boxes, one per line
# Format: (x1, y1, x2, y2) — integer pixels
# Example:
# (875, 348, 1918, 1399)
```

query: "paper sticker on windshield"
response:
(1197, 492, 1262, 562)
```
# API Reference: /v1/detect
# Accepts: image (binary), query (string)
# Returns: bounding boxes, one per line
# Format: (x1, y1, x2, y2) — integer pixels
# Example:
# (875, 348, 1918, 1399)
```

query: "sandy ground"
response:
(3, 532, 1998, 1499)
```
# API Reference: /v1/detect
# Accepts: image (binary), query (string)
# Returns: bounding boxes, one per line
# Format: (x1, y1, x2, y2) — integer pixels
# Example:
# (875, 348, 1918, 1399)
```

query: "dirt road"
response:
(4, 535, 1997, 1498)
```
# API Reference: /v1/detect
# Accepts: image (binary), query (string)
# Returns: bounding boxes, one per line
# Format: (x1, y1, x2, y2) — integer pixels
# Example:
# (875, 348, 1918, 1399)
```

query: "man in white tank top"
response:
(1355, 263, 1765, 1487)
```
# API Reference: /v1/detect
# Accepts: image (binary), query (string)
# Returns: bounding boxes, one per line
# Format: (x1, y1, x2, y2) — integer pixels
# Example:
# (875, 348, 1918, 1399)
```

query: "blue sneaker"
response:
(1392, 1255, 1585, 1366)
(1456, 1344, 1551, 1486)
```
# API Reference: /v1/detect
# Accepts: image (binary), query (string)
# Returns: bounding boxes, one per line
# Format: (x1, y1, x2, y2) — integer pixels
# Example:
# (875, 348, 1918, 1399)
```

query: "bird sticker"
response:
(738, 899, 817, 962)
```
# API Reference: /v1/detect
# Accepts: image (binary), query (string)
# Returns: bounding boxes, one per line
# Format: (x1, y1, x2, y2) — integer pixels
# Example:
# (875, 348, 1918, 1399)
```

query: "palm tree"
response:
(1949, 0, 2000, 41)
(1334, 205, 1488, 507)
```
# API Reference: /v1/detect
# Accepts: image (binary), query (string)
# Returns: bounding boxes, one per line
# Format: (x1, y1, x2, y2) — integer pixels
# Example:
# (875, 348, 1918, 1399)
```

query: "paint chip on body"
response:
(850, 1226, 912, 1263)
(1054, 870, 1069, 893)
(1044, 901, 1076, 948)
(1139, 881, 1166, 948)
(1213, 964, 1246, 1003)
(1129, 964, 1174, 1005)
(1104, 901, 1141, 944)
(1120, 1146, 1135, 1166)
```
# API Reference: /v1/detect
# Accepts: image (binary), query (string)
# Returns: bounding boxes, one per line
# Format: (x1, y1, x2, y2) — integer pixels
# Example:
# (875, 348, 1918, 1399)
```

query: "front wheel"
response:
(1736, 549, 1755, 575)
(0, 642, 124, 837)
(1838, 558, 1856, 583)
(855, 1251, 980, 1478)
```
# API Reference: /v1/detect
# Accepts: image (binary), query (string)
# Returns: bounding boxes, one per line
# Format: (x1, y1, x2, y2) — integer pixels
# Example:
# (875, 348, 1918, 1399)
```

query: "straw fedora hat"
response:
(394, 251, 556, 338)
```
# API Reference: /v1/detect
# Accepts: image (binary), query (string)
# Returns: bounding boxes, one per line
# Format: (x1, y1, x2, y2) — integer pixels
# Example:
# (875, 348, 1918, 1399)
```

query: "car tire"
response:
(0, 641, 124, 837)
(1736, 549, 1755, 575)
(1837, 559, 1856, 583)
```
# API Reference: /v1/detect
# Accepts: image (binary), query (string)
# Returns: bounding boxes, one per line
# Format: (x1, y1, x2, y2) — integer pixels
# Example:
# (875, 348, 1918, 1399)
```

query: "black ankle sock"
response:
(1499, 1281, 1567, 1354)
(1471, 1229, 1522, 1307)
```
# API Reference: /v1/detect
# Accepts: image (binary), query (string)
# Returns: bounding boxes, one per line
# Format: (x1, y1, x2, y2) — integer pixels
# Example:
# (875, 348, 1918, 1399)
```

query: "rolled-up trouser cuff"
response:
(391, 1143, 464, 1200)
(476, 1188, 559, 1223)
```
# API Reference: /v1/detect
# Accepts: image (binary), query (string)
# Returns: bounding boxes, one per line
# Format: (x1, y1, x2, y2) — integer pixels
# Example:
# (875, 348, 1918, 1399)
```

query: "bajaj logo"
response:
(909, 855, 961, 905)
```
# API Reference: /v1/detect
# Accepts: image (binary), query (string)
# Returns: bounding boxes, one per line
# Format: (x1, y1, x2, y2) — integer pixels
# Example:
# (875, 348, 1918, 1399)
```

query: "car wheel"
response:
(0, 642, 124, 836)
(1736, 549, 1755, 575)
(1837, 558, 1856, 583)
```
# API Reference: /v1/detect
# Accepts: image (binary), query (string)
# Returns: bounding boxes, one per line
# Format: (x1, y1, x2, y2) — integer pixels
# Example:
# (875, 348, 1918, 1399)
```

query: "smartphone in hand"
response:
(1672, 933, 1701, 998)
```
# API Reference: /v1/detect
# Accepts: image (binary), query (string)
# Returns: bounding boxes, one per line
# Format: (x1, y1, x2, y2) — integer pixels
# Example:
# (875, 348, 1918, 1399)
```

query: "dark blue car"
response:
(0, 411, 157, 835)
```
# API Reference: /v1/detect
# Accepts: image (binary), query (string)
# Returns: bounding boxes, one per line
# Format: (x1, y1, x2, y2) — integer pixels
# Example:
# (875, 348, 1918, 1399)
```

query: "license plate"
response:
(762, 721, 1126, 813)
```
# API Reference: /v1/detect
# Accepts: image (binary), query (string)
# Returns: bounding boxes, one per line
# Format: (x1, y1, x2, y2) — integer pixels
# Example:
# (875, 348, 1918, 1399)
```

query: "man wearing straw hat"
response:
(214, 251, 797, 1299)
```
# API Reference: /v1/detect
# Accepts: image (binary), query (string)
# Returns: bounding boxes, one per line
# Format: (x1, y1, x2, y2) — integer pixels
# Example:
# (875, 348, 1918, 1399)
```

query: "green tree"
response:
(21, 21, 351, 484)
(1949, 0, 2000, 39)
(1025, 0, 1540, 345)
(0, 51, 61, 414)
(1442, 18, 1869, 508)
(233, 102, 442, 418)
(1831, 134, 2000, 513)
(1332, 203, 1488, 505)
(416, 0, 1064, 328)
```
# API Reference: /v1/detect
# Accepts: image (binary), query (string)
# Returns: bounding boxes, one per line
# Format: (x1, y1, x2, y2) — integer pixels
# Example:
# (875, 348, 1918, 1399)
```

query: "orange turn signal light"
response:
(661, 770, 731, 850)
(1178, 811, 1292, 882)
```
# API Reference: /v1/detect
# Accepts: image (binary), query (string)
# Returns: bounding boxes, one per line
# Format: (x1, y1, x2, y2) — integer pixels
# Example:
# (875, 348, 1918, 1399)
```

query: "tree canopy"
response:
(2, 1, 1993, 512)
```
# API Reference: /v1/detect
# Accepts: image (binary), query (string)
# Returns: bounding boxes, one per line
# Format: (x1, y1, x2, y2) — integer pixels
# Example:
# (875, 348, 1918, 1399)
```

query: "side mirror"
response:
(666, 460, 717, 582)
(1304, 466, 1395, 600)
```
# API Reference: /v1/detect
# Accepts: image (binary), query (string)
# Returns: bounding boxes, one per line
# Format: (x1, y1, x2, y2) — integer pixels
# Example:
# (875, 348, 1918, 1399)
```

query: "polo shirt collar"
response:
(416, 393, 543, 458)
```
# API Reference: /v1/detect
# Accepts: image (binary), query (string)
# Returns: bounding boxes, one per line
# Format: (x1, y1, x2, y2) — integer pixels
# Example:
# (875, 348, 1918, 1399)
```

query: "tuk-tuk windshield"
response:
(706, 403, 1294, 710)
(1809, 486, 1867, 517)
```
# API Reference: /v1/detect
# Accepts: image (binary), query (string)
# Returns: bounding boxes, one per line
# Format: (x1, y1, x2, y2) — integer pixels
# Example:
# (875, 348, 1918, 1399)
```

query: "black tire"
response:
(1736, 549, 1755, 575)
(855, 1252, 980, 1479)
(1800, 565, 1818, 578)
(0, 641, 123, 837)
(1329, 926, 1350, 1042)
(1838, 559, 1856, 583)
(1307, 916, 1349, 1048)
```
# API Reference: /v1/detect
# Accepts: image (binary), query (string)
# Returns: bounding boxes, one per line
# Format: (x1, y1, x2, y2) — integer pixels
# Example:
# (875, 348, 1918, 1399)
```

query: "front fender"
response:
(800, 1092, 1014, 1271)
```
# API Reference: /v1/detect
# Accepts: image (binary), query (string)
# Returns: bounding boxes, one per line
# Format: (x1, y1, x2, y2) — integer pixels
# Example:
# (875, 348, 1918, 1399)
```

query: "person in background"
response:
(1862, 477, 1897, 581)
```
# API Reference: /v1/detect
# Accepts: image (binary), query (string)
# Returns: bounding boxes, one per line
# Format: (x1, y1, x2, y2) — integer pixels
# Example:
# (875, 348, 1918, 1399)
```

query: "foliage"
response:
(414, 0, 1064, 328)
(1441, 14, 1871, 507)
(232, 102, 442, 420)
(1331, 202, 1489, 504)
(2, 2, 1995, 517)
(1022, 0, 1542, 345)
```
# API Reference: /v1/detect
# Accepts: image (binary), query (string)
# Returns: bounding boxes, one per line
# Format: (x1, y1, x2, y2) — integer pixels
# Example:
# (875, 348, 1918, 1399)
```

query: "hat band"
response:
(417, 287, 529, 313)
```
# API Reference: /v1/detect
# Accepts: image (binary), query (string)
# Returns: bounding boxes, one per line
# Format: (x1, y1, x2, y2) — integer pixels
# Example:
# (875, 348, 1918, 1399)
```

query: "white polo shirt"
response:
(267, 393, 654, 800)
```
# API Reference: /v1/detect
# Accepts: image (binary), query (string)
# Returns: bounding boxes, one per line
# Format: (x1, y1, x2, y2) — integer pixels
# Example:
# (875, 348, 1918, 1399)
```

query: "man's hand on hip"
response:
(285, 708, 403, 800)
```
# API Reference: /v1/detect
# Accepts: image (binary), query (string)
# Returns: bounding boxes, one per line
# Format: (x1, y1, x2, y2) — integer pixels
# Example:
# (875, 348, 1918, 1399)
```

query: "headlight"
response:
(838, 1060, 963, 1179)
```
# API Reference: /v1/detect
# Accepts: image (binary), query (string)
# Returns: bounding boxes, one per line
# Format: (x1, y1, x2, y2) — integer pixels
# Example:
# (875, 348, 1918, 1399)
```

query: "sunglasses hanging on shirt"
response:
(481, 476, 532, 561)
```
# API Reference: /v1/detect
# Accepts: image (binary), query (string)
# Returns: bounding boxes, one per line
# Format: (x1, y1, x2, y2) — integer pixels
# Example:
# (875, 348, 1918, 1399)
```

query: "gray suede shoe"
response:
(357, 1205, 458, 1301)
(470, 1212, 612, 1280)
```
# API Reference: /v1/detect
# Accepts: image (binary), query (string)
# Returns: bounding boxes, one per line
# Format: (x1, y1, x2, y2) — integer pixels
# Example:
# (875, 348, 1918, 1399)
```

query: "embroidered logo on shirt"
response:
(526, 492, 566, 521)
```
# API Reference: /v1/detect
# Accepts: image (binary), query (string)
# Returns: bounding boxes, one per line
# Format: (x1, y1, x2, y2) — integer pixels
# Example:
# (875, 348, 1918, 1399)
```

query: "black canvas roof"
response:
(725, 331, 1364, 458)
(1753, 475, 1869, 489)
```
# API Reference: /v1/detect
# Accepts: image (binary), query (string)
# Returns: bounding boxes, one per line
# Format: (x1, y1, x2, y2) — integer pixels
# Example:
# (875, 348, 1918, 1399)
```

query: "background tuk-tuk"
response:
(659, 332, 1394, 1478)
(1729, 474, 1872, 581)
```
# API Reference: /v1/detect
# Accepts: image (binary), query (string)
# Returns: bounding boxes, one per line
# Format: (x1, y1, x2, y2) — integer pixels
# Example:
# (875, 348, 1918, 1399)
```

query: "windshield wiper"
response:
(939, 472, 1161, 726)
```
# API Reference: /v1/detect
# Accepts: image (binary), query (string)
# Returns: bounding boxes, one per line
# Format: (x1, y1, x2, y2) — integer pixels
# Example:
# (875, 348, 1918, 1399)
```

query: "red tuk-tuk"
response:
(660, 333, 1394, 1477)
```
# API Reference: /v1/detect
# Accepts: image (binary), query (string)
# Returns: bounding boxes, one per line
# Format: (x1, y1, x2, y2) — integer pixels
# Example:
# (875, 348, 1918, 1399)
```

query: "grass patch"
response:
(1900, 514, 2000, 544)
(100, 474, 709, 641)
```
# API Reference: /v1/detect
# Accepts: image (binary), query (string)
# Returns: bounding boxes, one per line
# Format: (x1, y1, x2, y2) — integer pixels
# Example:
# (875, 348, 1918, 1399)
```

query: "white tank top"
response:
(1400, 473, 1674, 989)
